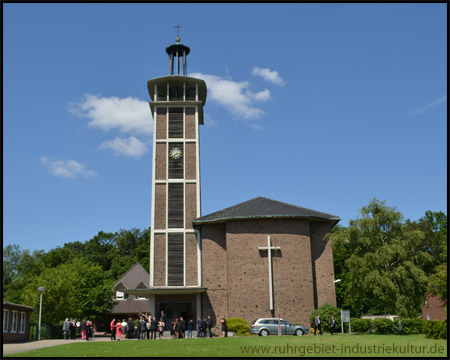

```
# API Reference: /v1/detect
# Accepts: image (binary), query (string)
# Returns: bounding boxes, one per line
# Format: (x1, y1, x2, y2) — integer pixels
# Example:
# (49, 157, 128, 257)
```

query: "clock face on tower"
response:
(169, 147, 183, 160)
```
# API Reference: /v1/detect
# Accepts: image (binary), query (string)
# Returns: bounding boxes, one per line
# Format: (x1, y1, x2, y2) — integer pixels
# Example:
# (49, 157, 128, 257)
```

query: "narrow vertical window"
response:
(11, 311, 18, 333)
(168, 108, 184, 138)
(167, 233, 184, 286)
(19, 312, 26, 333)
(3, 309, 9, 333)
(168, 183, 184, 228)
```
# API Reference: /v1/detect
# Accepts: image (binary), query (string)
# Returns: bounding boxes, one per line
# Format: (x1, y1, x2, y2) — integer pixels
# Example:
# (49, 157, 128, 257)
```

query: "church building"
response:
(122, 34, 339, 334)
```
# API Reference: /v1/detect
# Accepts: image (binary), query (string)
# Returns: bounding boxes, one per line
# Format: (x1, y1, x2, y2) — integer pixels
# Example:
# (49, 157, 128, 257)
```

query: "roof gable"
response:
(114, 262, 150, 289)
(193, 197, 340, 225)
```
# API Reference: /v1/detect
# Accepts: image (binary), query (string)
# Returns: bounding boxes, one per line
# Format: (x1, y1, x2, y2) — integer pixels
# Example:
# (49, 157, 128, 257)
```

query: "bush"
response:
(226, 318, 250, 336)
(310, 303, 341, 333)
(350, 318, 371, 333)
(423, 320, 447, 339)
(394, 318, 424, 334)
(369, 318, 394, 334)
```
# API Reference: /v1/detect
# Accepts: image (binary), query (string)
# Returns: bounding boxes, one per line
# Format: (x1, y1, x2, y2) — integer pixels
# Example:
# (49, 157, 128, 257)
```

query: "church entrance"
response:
(155, 294, 197, 330)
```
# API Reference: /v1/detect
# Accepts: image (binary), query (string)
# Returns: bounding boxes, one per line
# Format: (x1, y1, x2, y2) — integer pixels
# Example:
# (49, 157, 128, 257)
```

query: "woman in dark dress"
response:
(221, 316, 227, 338)
(174, 318, 181, 339)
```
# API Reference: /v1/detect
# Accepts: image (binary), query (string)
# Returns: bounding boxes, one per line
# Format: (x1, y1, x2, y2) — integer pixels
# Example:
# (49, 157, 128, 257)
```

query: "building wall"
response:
(422, 295, 446, 321)
(225, 219, 316, 326)
(3, 304, 33, 343)
(310, 221, 336, 307)
(201, 223, 227, 333)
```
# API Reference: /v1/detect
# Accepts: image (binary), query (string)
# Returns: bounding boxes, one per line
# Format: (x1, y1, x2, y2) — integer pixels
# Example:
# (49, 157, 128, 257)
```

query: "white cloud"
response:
(412, 96, 447, 116)
(99, 136, 149, 158)
(190, 72, 271, 120)
(69, 94, 152, 135)
(252, 67, 286, 86)
(40, 157, 97, 178)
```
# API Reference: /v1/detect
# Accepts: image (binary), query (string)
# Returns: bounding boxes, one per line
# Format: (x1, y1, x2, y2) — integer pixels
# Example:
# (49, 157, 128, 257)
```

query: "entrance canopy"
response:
(121, 287, 207, 297)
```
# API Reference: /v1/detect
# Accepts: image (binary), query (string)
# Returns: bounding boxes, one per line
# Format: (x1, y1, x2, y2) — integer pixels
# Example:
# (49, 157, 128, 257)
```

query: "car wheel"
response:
(295, 329, 304, 336)
(260, 329, 269, 336)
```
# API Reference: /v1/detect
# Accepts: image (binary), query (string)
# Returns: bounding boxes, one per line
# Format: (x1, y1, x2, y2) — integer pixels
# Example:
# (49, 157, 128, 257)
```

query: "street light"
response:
(37, 286, 45, 341)
(334, 279, 341, 283)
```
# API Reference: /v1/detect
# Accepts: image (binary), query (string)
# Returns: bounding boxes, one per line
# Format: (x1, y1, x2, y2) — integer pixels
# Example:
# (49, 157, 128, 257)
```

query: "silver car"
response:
(250, 318, 309, 336)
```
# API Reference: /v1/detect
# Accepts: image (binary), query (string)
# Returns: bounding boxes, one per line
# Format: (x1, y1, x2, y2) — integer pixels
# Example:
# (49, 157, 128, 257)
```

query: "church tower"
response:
(146, 33, 207, 319)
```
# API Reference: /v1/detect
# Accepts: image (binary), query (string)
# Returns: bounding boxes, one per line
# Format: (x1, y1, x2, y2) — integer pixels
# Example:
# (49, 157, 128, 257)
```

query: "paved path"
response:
(3, 337, 112, 356)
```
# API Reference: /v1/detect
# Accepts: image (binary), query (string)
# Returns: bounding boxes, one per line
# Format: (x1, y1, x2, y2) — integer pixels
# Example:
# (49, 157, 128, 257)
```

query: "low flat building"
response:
(3, 302, 34, 343)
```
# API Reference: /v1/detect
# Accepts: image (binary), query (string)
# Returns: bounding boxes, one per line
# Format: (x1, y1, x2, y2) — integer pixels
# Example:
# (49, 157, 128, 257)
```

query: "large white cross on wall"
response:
(258, 236, 281, 311)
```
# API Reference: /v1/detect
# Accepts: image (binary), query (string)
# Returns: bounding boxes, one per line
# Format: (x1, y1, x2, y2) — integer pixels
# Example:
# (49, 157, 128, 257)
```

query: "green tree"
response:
(3, 244, 23, 288)
(21, 257, 114, 324)
(405, 211, 447, 275)
(330, 199, 429, 318)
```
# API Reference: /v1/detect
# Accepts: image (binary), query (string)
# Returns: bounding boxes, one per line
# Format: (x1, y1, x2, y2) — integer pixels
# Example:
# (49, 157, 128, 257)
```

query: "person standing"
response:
(121, 319, 127, 340)
(110, 319, 116, 340)
(63, 318, 70, 339)
(314, 315, 322, 335)
(86, 320, 93, 341)
(150, 317, 158, 340)
(80, 319, 87, 340)
(127, 317, 134, 339)
(201, 318, 207, 338)
(138, 317, 147, 340)
(220, 316, 227, 338)
(328, 316, 336, 335)
(70, 319, 77, 340)
(180, 317, 186, 339)
(158, 319, 165, 339)
(187, 319, 194, 338)
(116, 320, 122, 340)
(196, 317, 202, 338)
(160, 311, 166, 326)
(207, 316, 213, 338)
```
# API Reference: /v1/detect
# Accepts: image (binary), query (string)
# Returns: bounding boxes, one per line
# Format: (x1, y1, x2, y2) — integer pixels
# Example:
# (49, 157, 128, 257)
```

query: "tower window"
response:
(168, 183, 184, 228)
(167, 233, 184, 286)
(168, 108, 183, 138)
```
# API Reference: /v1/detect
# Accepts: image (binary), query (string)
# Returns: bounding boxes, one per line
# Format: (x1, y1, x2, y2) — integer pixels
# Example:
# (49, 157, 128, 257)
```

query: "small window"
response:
(136, 296, 147, 300)
(116, 291, 127, 300)
(19, 312, 26, 333)
(3, 309, 9, 333)
(11, 311, 18, 333)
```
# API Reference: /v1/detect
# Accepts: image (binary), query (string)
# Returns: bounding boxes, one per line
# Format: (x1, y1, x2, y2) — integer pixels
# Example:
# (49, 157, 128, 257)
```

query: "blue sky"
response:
(4, 3, 447, 252)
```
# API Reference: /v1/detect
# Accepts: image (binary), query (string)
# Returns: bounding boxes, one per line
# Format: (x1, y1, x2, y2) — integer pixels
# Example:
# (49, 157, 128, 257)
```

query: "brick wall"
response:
(310, 222, 336, 307)
(154, 184, 166, 230)
(153, 234, 166, 286)
(185, 143, 197, 180)
(225, 219, 315, 326)
(185, 233, 198, 286)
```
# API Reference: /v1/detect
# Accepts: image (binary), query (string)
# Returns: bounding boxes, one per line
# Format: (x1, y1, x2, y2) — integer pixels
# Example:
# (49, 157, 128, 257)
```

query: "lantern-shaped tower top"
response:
(166, 24, 190, 76)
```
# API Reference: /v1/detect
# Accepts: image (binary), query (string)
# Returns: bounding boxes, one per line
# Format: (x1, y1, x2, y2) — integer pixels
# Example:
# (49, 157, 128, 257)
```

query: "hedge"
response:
(423, 320, 447, 339)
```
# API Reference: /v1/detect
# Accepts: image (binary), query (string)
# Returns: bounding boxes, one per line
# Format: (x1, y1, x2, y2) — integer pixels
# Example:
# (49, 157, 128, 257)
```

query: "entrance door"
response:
(160, 302, 191, 330)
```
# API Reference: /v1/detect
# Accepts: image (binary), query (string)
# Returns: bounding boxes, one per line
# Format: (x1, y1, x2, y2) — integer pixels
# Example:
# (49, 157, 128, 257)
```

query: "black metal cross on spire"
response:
(174, 24, 182, 36)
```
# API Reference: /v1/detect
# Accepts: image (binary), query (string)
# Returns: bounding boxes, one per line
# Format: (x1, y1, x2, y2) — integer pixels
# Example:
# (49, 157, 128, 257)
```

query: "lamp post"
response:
(37, 286, 45, 341)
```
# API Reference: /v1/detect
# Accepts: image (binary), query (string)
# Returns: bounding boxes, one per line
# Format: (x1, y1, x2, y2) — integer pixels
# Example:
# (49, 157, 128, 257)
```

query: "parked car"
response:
(250, 318, 309, 336)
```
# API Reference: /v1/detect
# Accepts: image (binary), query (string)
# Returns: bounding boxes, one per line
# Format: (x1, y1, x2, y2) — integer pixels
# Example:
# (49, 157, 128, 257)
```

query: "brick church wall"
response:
(310, 222, 336, 307)
(185, 233, 198, 286)
(153, 233, 166, 286)
(201, 224, 227, 332)
(224, 219, 316, 326)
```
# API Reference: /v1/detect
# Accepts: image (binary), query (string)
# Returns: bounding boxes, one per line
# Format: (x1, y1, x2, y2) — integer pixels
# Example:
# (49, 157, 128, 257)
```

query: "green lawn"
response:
(6, 334, 448, 357)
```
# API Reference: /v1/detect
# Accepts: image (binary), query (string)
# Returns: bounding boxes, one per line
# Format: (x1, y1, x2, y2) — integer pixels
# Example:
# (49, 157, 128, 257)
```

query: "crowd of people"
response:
(63, 311, 228, 340)
(62, 318, 95, 340)
(109, 311, 227, 340)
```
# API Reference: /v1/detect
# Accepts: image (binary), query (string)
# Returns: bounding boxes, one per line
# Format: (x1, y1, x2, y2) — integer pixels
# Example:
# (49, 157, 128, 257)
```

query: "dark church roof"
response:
(193, 197, 340, 226)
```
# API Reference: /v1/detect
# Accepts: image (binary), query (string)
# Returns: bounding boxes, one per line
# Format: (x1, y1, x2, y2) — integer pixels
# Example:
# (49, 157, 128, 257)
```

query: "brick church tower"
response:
(145, 34, 207, 320)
